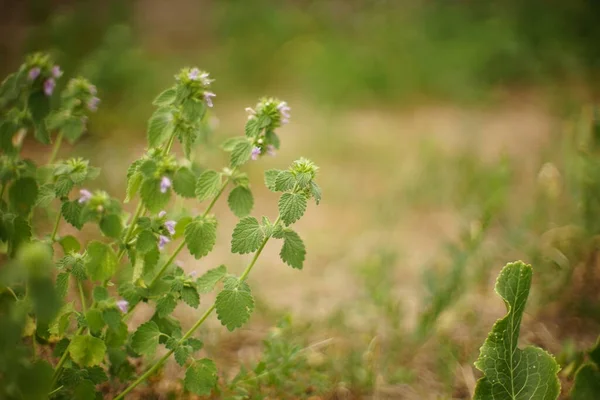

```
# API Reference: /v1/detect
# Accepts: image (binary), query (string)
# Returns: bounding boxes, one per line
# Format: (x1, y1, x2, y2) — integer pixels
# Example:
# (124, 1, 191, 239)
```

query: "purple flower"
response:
(43, 79, 55, 96)
(160, 176, 172, 193)
(28, 67, 41, 81)
(78, 189, 92, 204)
(158, 235, 170, 251)
(204, 92, 216, 108)
(51, 65, 63, 78)
(116, 300, 129, 313)
(89, 85, 97, 96)
(267, 144, 276, 156)
(88, 96, 100, 112)
(251, 146, 261, 161)
(199, 72, 212, 86)
(158, 210, 167, 218)
(164, 220, 176, 236)
(189, 270, 197, 278)
(188, 68, 200, 80)
(277, 101, 291, 124)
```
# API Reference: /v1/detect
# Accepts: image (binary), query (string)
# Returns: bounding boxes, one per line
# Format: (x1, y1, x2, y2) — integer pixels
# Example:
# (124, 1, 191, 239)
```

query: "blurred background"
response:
(3, 0, 600, 398)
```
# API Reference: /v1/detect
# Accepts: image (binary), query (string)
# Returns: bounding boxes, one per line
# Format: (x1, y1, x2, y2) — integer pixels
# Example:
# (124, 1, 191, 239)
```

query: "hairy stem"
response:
(49, 211, 62, 242)
(115, 213, 278, 398)
(77, 280, 87, 313)
(48, 132, 64, 164)
(117, 202, 145, 261)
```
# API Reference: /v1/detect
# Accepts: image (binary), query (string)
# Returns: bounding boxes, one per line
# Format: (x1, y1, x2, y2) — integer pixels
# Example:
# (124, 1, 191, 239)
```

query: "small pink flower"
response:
(204, 92, 216, 108)
(158, 235, 170, 250)
(189, 270, 197, 278)
(164, 220, 176, 236)
(78, 189, 92, 203)
(51, 65, 63, 78)
(188, 68, 200, 80)
(116, 300, 129, 313)
(44, 79, 55, 96)
(251, 146, 261, 161)
(28, 67, 41, 81)
(277, 101, 291, 123)
(160, 176, 172, 193)
(88, 97, 100, 112)
(158, 210, 167, 218)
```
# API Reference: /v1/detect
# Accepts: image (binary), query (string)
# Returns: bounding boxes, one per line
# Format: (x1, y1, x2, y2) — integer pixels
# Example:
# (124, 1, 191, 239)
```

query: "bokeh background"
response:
(3, 1, 600, 398)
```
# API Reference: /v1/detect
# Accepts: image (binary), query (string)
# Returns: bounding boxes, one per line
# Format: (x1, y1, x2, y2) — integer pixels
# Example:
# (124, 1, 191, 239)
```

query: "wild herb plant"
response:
(0, 53, 321, 399)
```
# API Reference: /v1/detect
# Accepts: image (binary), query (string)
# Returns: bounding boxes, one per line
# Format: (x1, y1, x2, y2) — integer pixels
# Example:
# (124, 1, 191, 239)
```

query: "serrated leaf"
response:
(279, 229, 306, 270)
(85, 241, 117, 281)
(274, 170, 296, 192)
(49, 302, 75, 337)
(56, 271, 70, 298)
(264, 169, 281, 191)
(175, 345, 191, 366)
(69, 335, 107, 367)
(181, 286, 200, 308)
(147, 107, 174, 148)
(156, 294, 177, 318)
(278, 192, 307, 225)
(61, 200, 83, 230)
(215, 277, 255, 331)
(228, 186, 254, 217)
(92, 286, 109, 302)
(195, 170, 221, 202)
(196, 265, 227, 294)
(186, 338, 204, 351)
(184, 358, 218, 395)
(131, 321, 161, 357)
(173, 167, 197, 198)
(230, 140, 253, 168)
(140, 178, 171, 213)
(136, 230, 157, 254)
(54, 175, 74, 197)
(221, 136, 246, 151)
(473, 261, 560, 400)
(59, 235, 80, 253)
(102, 308, 122, 332)
(244, 117, 261, 137)
(85, 366, 108, 384)
(36, 184, 56, 207)
(153, 87, 176, 106)
(9, 177, 38, 215)
(85, 309, 105, 334)
(231, 216, 264, 254)
(100, 214, 123, 239)
(184, 216, 217, 259)
(310, 181, 322, 205)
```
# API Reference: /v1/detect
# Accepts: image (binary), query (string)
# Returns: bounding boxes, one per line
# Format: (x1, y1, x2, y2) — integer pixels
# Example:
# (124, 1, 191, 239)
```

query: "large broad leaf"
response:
(473, 261, 560, 400)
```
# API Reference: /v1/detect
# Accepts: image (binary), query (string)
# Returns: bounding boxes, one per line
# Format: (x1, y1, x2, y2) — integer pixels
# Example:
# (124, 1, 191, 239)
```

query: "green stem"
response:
(117, 202, 145, 261)
(48, 132, 64, 164)
(0, 183, 5, 202)
(50, 211, 62, 242)
(5, 286, 19, 301)
(50, 326, 84, 388)
(115, 214, 279, 399)
(48, 386, 64, 397)
(77, 281, 87, 313)
(32, 328, 37, 361)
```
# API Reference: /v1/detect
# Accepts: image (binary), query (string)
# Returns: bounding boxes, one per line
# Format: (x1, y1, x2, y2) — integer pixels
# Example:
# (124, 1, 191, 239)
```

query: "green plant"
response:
(570, 337, 600, 399)
(473, 261, 560, 399)
(0, 52, 321, 398)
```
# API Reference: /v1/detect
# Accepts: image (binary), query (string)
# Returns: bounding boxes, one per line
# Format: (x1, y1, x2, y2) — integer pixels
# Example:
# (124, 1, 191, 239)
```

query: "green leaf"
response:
(174, 216, 192, 239)
(215, 277, 255, 331)
(186, 338, 204, 351)
(181, 286, 200, 308)
(274, 170, 296, 192)
(85, 241, 117, 281)
(184, 358, 218, 395)
(36, 184, 56, 207)
(131, 321, 161, 357)
(136, 230, 157, 254)
(29, 91, 51, 144)
(264, 169, 281, 191)
(100, 214, 123, 239)
(231, 216, 264, 254)
(59, 235, 80, 253)
(140, 178, 171, 213)
(147, 107, 175, 148)
(221, 136, 246, 151)
(195, 170, 222, 202)
(310, 181, 322, 205)
(278, 192, 307, 226)
(473, 261, 560, 400)
(92, 286, 109, 302)
(49, 302, 75, 337)
(9, 177, 38, 215)
(102, 308, 122, 332)
(17, 360, 53, 400)
(156, 294, 177, 318)
(173, 167, 197, 198)
(571, 364, 600, 400)
(153, 87, 177, 106)
(61, 200, 83, 230)
(85, 309, 105, 334)
(175, 345, 191, 366)
(54, 175, 74, 197)
(61, 116, 86, 144)
(244, 117, 261, 137)
(56, 271, 70, 298)
(230, 140, 253, 168)
(279, 229, 306, 270)
(184, 216, 217, 259)
(196, 265, 227, 294)
(227, 186, 254, 217)
(69, 335, 107, 367)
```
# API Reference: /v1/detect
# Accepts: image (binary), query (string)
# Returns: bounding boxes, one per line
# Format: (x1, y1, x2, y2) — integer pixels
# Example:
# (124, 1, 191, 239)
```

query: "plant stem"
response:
(77, 280, 87, 313)
(5, 286, 19, 301)
(115, 213, 277, 398)
(48, 386, 64, 397)
(48, 132, 64, 164)
(50, 211, 62, 242)
(117, 202, 145, 261)
(32, 328, 37, 361)
(50, 326, 84, 388)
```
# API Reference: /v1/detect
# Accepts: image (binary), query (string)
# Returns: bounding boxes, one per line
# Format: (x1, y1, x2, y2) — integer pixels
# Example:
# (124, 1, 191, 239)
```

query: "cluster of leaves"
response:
(0, 53, 321, 399)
